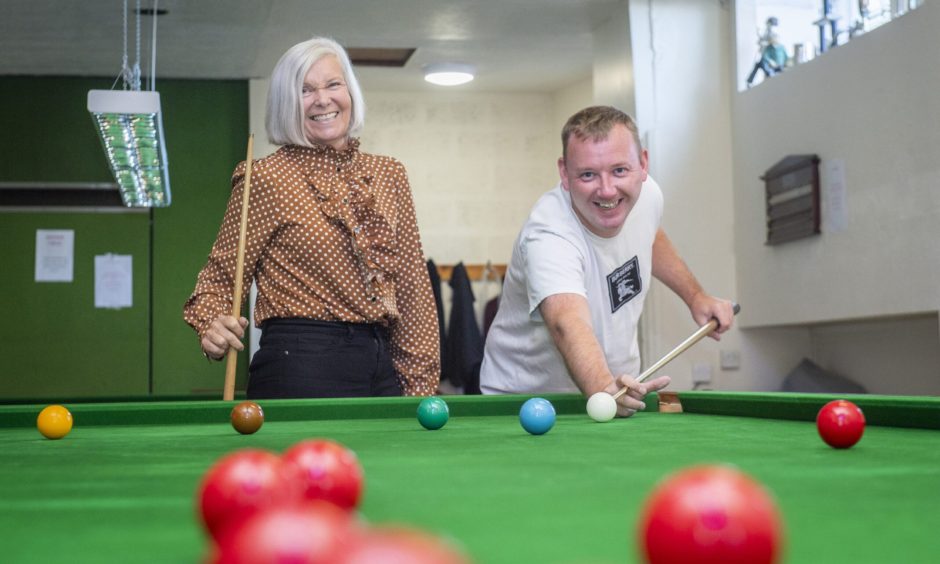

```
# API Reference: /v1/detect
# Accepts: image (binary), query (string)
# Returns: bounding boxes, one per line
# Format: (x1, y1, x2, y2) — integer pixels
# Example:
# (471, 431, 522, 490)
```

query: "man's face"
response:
(558, 124, 648, 238)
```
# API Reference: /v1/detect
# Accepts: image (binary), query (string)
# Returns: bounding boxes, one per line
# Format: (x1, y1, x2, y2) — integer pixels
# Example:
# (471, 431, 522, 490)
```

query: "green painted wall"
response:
(0, 213, 150, 398)
(0, 77, 250, 400)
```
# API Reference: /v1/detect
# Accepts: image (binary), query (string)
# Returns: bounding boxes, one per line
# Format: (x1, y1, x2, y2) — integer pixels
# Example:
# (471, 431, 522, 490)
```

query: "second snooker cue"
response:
(223, 134, 255, 401)
(612, 303, 740, 401)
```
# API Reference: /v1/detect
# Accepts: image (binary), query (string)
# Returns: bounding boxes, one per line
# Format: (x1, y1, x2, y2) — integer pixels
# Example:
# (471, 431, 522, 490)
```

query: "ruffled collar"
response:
(284, 138, 360, 165)
(285, 138, 399, 317)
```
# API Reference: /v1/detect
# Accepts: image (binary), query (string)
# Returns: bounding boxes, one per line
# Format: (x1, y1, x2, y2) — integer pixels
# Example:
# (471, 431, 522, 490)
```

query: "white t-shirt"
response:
(480, 178, 663, 394)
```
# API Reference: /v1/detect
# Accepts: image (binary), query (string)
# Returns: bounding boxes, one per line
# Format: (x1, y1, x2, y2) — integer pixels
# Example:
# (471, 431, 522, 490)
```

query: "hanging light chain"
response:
(118, 0, 141, 91)
(131, 0, 142, 91)
(149, 0, 160, 91)
(121, 0, 129, 90)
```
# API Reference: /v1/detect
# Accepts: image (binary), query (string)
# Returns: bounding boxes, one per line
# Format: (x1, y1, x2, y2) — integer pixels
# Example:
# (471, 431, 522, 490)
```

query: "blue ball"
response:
(519, 397, 556, 435)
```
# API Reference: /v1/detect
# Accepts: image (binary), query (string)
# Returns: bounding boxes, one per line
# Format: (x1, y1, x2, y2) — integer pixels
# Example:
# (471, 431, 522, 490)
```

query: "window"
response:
(737, 0, 925, 91)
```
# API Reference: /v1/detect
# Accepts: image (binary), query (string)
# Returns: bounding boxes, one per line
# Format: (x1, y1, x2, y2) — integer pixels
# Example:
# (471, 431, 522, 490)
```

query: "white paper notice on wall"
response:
(35, 229, 75, 282)
(822, 158, 848, 233)
(95, 254, 133, 309)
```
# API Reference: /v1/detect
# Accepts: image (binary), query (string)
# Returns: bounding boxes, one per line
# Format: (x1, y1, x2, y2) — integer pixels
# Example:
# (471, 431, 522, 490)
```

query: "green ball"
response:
(417, 396, 449, 430)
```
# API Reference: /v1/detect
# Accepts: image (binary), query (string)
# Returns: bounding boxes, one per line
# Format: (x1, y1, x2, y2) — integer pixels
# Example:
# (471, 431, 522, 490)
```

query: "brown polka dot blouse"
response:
(183, 139, 440, 396)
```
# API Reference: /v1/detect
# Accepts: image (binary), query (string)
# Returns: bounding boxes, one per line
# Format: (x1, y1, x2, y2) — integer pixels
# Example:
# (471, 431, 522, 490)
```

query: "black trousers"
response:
(247, 319, 403, 399)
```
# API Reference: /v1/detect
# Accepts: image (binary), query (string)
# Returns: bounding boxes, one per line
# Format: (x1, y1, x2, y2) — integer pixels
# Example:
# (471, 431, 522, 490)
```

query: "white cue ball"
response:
(586, 392, 618, 422)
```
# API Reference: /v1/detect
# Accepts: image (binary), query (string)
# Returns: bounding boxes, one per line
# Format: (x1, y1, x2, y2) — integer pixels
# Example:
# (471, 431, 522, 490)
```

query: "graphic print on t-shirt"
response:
(607, 256, 641, 313)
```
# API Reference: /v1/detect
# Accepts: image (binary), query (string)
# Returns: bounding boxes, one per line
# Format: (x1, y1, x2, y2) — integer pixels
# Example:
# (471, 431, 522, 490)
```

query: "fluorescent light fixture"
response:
(87, 89, 171, 207)
(423, 63, 475, 86)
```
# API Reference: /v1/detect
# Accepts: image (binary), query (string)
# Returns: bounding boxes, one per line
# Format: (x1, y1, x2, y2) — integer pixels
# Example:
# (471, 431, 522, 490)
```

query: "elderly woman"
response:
(184, 37, 439, 399)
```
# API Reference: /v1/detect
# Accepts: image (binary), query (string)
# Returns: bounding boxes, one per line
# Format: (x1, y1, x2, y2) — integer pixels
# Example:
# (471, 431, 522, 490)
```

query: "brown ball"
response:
(231, 401, 264, 435)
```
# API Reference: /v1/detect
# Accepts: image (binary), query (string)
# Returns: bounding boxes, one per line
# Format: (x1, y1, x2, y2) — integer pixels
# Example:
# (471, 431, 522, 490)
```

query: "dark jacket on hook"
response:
(443, 262, 484, 394)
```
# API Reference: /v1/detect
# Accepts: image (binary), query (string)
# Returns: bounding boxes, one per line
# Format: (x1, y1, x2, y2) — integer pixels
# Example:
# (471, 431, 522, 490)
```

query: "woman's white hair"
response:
(265, 37, 366, 147)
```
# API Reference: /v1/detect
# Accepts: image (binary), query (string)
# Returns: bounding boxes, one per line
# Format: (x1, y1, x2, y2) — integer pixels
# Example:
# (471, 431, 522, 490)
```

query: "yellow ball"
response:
(37, 405, 73, 440)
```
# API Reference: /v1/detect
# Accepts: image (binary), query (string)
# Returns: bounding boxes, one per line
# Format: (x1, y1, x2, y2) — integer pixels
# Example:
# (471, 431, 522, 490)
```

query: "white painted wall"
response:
(625, 0, 785, 391)
(731, 2, 940, 392)
(361, 91, 559, 264)
(553, 76, 595, 139)
(593, 2, 637, 116)
(810, 315, 940, 395)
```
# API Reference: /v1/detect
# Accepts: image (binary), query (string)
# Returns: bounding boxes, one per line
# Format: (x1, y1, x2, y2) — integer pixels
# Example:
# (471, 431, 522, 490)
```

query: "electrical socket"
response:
(720, 350, 741, 370)
(692, 362, 713, 384)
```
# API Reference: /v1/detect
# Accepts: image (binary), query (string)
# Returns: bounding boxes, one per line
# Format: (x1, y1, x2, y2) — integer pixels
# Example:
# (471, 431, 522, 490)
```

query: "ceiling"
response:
(0, 0, 622, 92)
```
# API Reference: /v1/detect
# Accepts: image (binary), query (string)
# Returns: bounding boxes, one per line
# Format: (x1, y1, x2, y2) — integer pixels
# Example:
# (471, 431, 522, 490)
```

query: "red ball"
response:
(639, 465, 783, 564)
(333, 525, 471, 564)
(282, 439, 364, 511)
(214, 501, 356, 564)
(197, 449, 300, 542)
(816, 399, 865, 449)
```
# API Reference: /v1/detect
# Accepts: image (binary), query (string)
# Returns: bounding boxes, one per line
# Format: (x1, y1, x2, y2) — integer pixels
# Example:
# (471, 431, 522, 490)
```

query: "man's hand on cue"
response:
(605, 374, 671, 417)
(690, 294, 736, 341)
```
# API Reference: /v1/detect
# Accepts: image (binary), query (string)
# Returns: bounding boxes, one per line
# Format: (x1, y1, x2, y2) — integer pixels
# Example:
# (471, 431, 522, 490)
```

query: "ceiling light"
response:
(423, 63, 475, 86)
(87, 90, 171, 207)
(87, 0, 171, 208)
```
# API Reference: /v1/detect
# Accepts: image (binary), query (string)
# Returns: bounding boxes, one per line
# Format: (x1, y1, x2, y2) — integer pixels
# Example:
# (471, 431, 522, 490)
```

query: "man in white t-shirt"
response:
(480, 106, 735, 417)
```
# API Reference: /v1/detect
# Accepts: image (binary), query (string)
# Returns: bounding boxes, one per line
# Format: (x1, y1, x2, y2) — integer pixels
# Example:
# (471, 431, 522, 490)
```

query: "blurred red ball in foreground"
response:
(282, 439, 364, 511)
(198, 449, 300, 542)
(214, 501, 356, 564)
(639, 465, 783, 564)
(334, 525, 471, 564)
(816, 399, 866, 449)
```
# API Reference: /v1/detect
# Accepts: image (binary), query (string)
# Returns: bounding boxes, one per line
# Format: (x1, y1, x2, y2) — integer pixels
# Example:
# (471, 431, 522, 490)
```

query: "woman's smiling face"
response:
(302, 55, 352, 150)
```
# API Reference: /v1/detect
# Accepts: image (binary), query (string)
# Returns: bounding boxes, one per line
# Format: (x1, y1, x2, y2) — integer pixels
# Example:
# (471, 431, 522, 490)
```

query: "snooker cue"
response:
(612, 303, 740, 401)
(223, 134, 255, 401)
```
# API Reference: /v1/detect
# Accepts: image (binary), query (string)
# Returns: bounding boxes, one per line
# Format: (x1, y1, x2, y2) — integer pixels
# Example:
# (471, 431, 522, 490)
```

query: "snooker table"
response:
(1, 391, 939, 564)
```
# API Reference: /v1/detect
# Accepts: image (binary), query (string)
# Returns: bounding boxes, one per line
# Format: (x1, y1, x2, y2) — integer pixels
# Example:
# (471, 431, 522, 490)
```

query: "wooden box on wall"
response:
(762, 154, 820, 245)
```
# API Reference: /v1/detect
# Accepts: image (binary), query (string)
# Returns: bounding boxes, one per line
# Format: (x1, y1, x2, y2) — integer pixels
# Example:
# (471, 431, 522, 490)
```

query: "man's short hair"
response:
(561, 106, 642, 162)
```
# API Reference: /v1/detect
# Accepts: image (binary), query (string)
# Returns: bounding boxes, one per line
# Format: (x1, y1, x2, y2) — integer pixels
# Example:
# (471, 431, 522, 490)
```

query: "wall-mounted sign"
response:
(35, 229, 74, 282)
(762, 155, 821, 245)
